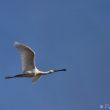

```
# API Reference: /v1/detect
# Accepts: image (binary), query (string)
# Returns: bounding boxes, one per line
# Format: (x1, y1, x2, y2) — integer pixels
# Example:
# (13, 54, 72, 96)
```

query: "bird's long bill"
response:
(53, 69, 66, 72)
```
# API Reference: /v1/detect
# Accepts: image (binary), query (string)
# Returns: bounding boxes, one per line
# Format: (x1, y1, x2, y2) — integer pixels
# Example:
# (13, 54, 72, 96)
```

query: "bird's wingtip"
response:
(14, 41, 20, 45)
(14, 41, 23, 47)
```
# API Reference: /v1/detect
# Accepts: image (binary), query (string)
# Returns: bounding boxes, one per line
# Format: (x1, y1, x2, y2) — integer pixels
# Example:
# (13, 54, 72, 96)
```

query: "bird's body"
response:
(5, 42, 66, 84)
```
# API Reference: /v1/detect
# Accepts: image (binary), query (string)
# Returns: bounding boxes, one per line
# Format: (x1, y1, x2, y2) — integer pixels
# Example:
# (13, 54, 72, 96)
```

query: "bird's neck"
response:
(41, 71, 51, 75)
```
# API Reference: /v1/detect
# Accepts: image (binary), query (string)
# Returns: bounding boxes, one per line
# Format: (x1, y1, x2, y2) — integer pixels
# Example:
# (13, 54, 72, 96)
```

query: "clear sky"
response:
(0, 0, 110, 110)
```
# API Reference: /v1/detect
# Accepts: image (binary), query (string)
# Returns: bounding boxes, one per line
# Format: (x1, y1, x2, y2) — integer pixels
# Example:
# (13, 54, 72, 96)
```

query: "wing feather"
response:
(14, 42, 36, 71)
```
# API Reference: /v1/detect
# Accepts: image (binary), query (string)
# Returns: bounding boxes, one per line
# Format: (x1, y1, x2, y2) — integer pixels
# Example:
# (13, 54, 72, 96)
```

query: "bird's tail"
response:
(5, 76, 15, 79)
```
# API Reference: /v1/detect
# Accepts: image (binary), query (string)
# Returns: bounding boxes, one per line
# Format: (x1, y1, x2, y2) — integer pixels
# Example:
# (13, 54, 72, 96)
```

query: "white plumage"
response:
(5, 42, 66, 84)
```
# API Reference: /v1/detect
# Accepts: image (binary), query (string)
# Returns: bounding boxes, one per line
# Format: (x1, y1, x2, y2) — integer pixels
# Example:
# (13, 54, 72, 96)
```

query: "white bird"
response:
(5, 42, 66, 84)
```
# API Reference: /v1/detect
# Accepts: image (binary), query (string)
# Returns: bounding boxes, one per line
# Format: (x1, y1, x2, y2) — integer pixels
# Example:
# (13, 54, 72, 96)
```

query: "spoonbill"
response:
(5, 42, 66, 83)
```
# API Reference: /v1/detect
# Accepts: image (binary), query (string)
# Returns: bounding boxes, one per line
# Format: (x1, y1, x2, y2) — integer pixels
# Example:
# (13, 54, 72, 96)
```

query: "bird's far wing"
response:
(14, 42, 36, 71)
(32, 75, 41, 84)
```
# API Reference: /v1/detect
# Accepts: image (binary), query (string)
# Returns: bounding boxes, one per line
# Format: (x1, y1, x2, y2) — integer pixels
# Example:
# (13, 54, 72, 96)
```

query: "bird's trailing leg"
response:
(5, 73, 34, 79)
(5, 76, 15, 79)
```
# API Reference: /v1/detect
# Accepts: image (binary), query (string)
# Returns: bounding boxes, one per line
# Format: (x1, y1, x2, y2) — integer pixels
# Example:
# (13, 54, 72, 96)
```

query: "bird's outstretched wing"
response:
(15, 42, 36, 72)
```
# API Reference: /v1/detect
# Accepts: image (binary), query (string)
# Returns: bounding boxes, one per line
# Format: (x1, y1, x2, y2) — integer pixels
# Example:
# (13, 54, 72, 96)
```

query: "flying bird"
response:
(5, 42, 66, 84)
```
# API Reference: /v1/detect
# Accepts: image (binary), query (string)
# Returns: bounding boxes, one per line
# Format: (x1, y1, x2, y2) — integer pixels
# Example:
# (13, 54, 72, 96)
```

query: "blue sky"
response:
(0, 0, 110, 110)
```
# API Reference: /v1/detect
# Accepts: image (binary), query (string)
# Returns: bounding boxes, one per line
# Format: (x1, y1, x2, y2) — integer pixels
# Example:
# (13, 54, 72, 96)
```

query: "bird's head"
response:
(48, 70, 55, 73)
(48, 69, 66, 74)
